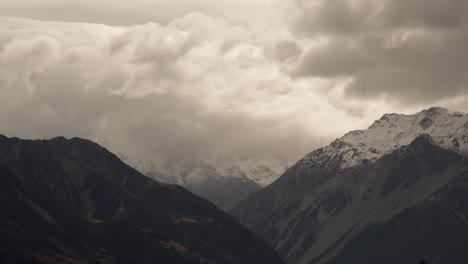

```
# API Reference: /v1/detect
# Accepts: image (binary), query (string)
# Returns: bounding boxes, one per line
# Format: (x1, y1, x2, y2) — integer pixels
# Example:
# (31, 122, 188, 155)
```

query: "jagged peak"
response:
(302, 107, 468, 169)
(0, 135, 99, 146)
(420, 106, 450, 115)
(50, 136, 96, 145)
(368, 112, 399, 129)
(369, 107, 463, 129)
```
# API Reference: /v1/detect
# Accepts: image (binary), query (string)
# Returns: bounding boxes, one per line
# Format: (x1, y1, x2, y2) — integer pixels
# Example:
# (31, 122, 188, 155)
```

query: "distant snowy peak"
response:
(204, 156, 288, 187)
(235, 162, 279, 187)
(123, 154, 288, 187)
(301, 107, 468, 169)
(120, 155, 287, 210)
(124, 156, 235, 185)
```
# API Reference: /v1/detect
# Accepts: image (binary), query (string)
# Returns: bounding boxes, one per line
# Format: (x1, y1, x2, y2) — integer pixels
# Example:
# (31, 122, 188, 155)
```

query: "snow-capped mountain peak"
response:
(122, 154, 288, 187)
(202, 156, 289, 187)
(232, 107, 468, 264)
(119, 153, 289, 210)
(301, 107, 468, 169)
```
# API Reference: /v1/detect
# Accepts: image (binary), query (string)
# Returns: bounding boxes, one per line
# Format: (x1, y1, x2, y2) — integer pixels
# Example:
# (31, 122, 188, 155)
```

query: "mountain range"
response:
(122, 155, 288, 211)
(0, 135, 285, 264)
(232, 107, 468, 264)
(3, 106, 468, 264)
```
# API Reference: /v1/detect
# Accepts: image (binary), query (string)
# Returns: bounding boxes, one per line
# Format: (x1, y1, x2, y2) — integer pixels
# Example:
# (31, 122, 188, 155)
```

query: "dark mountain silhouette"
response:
(0, 135, 285, 264)
(232, 108, 468, 264)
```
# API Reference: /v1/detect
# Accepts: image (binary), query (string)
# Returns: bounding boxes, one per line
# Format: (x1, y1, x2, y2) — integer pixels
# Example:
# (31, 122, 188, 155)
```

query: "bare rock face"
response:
(0, 135, 285, 264)
(231, 108, 468, 264)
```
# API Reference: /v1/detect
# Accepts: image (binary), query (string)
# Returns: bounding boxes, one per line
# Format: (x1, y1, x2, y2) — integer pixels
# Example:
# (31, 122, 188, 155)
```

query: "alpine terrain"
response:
(122, 155, 288, 211)
(232, 107, 468, 264)
(0, 135, 285, 264)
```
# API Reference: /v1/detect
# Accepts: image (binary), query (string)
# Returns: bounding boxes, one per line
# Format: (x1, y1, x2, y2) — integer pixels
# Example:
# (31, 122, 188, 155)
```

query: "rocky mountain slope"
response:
(231, 107, 468, 264)
(0, 135, 285, 264)
(123, 155, 287, 211)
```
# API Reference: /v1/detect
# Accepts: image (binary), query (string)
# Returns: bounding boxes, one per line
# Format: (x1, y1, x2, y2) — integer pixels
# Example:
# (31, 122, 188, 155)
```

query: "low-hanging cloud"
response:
(2, 15, 374, 164)
(2, 1, 467, 166)
(0, 0, 288, 27)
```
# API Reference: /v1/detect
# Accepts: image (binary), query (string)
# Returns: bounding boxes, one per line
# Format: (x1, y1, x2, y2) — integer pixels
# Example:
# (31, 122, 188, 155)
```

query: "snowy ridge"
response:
(203, 156, 288, 187)
(121, 156, 240, 185)
(123, 155, 288, 187)
(119, 153, 289, 210)
(301, 107, 468, 169)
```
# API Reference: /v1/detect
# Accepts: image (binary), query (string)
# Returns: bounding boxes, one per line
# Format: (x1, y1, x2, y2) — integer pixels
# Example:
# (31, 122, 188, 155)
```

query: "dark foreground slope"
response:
(233, 134, 468, 264)
(315, 135, 468, 264)
(325, 160, 468, 264)
(0, 135, 284, 264)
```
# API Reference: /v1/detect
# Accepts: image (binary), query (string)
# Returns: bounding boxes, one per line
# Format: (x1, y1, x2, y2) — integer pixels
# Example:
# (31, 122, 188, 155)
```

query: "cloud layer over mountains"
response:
(1, 0, 468, 163)
(293, 0, 468, 103)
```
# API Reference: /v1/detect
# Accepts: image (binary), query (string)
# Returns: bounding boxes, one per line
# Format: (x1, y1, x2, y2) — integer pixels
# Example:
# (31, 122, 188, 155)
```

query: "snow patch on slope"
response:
(301, 107, 468, 169)
(203, 156, 289, 187)
(122, 154, 289, 187)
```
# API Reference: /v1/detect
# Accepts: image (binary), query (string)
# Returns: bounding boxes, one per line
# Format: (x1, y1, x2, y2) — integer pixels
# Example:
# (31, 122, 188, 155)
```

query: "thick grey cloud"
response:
(381, 0, 468, 29)
(294, 0, 374, 35)
(0, 0, 282, 26)
(1, 1, 468, 167)
(292, 0, 468, 103)
(272, 40, 302, 62)
(0, 16, 345, 164)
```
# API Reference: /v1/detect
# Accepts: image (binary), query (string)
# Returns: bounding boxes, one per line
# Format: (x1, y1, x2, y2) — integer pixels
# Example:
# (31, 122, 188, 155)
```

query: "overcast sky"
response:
(1, 0, 468, 163)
